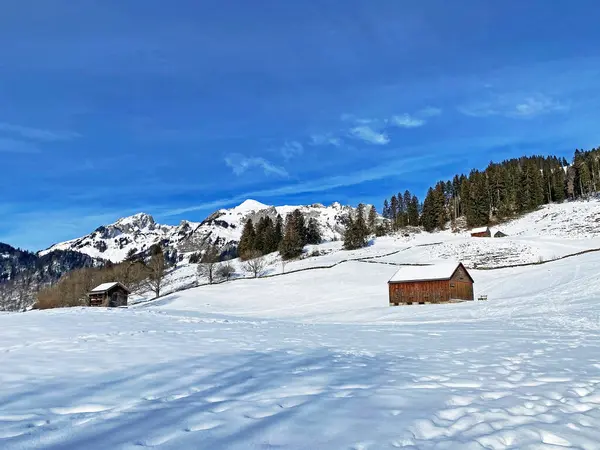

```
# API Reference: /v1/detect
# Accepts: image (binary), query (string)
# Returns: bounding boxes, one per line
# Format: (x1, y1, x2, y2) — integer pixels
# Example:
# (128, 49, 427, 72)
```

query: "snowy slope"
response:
(140, 199, 600, 301)
(40, 200, 365, 263)
(2, 251, 600, 449)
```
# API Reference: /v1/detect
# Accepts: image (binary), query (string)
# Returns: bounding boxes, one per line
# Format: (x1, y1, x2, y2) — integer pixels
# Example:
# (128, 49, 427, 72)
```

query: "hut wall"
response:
(389, 280, 451, 305)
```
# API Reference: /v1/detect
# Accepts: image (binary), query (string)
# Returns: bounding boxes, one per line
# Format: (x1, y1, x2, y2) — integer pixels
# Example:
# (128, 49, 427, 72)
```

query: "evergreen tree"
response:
(382, 199, 390, 219)
(343, 205, 369, 250)
(274, 215, 284, 247)
(390, 196, 399, 230)
(279, 214, 304, 260)
(238, 219, 256, 259)
(368, 205, 377, 232)
(408, 195, 419, 226)
(421, 188, 437, 232)
(291, 209, 308, 246)
(306, 218, 322, 245)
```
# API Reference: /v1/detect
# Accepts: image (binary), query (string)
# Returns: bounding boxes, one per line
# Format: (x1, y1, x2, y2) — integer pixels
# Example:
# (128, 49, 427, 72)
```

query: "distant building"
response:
(88, 282, 130, 307)
(388, 262, 474, 306)
(494, 230, 507, 238)
(470, 226, 491, 238)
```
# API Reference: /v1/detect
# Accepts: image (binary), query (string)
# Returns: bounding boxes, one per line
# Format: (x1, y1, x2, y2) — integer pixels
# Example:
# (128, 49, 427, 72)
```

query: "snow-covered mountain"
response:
(40, 200, 367, 263)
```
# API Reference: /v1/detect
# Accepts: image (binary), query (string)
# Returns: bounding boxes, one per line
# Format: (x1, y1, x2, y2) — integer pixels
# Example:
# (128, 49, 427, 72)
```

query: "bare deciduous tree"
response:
(197, 245, 220, 284)
(145, 246, 166, 298)
(242, 250, 267, 278)
(216, 261, 235, 281)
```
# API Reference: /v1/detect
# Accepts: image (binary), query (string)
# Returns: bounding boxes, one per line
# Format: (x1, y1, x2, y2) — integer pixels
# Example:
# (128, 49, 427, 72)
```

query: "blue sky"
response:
(1, 1, 600, 250)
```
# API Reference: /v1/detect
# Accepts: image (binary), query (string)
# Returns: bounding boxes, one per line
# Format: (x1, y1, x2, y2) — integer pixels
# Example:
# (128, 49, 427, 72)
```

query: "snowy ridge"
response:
(40, 200, 366, 262)
(40, 213, 201, 262)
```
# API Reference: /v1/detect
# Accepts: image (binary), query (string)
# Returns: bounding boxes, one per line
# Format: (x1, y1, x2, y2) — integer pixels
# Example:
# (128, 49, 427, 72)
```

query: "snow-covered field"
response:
(2, 200, 600, 449)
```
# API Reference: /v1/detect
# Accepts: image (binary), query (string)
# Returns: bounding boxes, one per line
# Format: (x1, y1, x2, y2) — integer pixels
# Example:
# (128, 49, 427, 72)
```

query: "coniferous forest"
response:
(382, 147, 600, 232)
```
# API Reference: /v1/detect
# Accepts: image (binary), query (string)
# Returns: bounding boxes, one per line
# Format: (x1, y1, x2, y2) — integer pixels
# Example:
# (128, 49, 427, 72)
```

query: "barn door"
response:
(450, 282, 458, 300)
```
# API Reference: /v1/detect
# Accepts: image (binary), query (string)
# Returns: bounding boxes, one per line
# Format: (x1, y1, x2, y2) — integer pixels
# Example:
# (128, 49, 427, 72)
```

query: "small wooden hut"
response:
(388, 262, 474, 306)
(470, 226, 491, 238)
(88, 282, 130, 307)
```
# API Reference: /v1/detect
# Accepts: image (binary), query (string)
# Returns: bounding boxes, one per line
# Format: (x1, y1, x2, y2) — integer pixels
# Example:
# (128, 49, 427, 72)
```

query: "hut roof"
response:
(89, 282, 130, 294)
(388, 262, 473, 284)
(470, 226, 490, 234)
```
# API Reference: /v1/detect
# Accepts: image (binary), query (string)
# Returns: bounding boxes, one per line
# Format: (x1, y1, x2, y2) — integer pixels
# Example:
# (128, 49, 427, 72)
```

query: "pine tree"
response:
(279, 214, 304, 260)
(408, 195, 419, 226)
(274, 215, 284, 247)
(306, 218, 322, 245)
(291, 209, 308, 246)
(238, 219, 256, 260)
(382, 199, 390, 219)
(421, 188, 437, 232)
(390, 196, 398, 230)
(343, 206, 369, 250)
(368, 205, 377, 233)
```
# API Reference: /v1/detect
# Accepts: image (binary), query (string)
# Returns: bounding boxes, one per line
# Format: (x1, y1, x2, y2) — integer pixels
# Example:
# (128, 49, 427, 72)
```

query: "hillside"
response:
(131, 199, 600, 302)
(2, 202, 600, 448)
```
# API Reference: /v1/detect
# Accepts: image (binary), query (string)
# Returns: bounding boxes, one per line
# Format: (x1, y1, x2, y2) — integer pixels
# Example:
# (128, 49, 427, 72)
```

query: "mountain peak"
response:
(115, 212, 155, 228)
(235, 199, 270, 213)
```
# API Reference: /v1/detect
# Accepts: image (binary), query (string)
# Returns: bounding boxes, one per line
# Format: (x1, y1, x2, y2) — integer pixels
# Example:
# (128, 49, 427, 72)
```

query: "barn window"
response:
(450, 283, 455, 288)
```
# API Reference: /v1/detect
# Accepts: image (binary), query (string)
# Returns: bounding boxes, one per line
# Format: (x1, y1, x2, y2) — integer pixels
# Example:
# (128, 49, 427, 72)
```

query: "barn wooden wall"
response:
(389, 280, 451, 305)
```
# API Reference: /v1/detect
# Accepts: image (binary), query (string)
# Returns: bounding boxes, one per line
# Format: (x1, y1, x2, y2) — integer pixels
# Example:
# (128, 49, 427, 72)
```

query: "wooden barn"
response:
(87, 282, 130, 307)
(388, 262, 474, 306)
(470, 226, 491, 238)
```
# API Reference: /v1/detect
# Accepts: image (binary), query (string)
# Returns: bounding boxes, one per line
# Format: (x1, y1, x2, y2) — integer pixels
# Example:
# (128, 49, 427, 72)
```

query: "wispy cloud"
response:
(162, 152, 457, 217)
(459, 94, 567, 119)
(0, 138, 40, 154)
(280, 141, 304, 160)
(309, 133, 342, 147)
(225, 153, 288, 177)
(349, 125, 390, 145)
(0, 123, 81, 142)
(390, 114, 425, 128)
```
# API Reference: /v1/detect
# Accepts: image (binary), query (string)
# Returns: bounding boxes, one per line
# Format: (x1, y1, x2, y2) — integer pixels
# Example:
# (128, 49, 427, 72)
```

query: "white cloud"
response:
(280, 141, 304, 160)
(0, 123, 81, 141)
(225, 153, 288, 177)
(390, 114, 425, 128)
(459, 94, 567, 119)
(349, 125, 390, 145)
(310, 133, 342, 147)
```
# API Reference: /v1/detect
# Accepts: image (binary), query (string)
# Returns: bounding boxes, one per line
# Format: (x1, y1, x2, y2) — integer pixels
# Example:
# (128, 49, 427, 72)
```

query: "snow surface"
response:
(2, 200, 600, 449)
(89, 282, 121, 293)
(388, 262, 462, 283)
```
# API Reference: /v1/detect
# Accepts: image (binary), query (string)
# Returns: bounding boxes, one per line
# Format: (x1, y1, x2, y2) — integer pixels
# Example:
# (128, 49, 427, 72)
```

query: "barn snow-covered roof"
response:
(388, 262, 465, 283)
(471, 226, 489, 234)
(90, 282, 129, 294)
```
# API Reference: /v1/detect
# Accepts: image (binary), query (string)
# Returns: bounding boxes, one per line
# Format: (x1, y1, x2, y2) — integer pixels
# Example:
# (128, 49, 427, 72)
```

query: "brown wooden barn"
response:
(87, 282, 130, 307)
(388, 262, 474, 305)
(470, 226, 491, 238)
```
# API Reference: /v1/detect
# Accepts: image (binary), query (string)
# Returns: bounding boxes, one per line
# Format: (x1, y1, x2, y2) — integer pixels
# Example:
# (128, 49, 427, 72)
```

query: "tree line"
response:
(383, 147, 600, 232)
(238, 210, 322, 261)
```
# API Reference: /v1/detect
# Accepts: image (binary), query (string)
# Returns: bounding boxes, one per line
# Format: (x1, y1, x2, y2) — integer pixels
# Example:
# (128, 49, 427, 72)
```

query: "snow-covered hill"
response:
(2, 225, 600, 448)
(40, 200, 365, 263)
